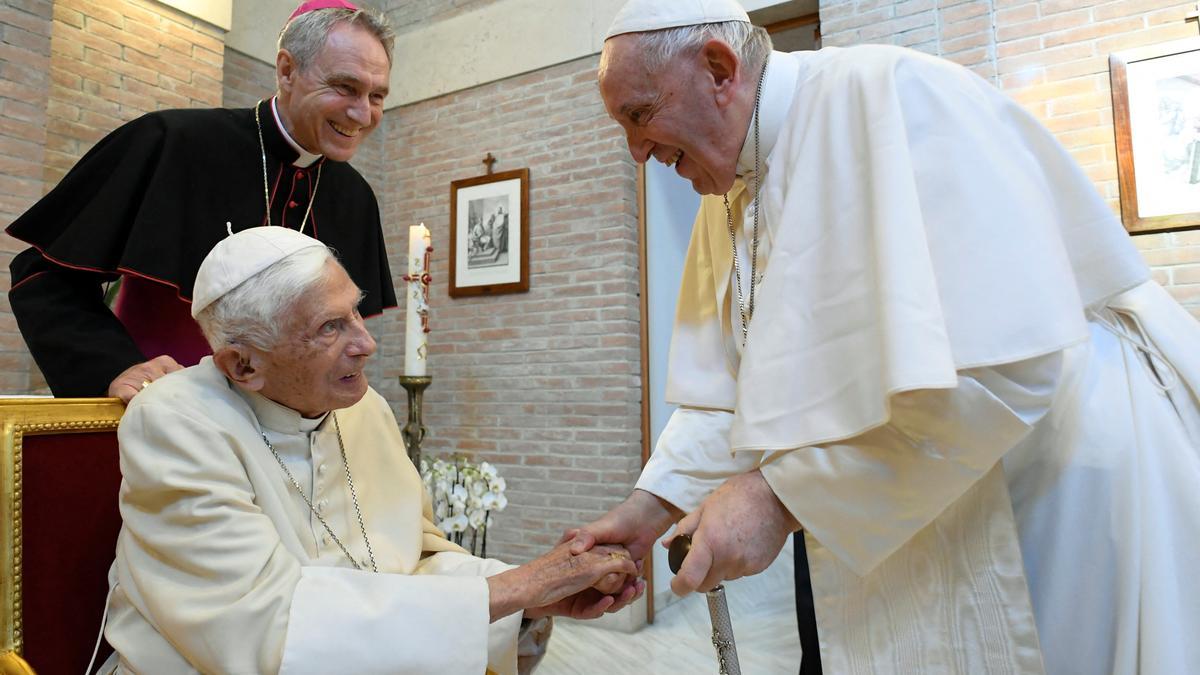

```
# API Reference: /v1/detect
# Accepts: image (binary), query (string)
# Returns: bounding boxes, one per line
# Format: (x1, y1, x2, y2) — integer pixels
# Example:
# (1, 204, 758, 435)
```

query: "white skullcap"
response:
(605, 0, 750, 40)
(191, 226, 326, 318)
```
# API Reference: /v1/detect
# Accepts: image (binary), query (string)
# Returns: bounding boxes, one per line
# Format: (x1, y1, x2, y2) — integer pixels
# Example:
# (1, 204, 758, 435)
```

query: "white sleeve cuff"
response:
(414, 551, 524, 675)
(635, 407, 759, 512)
(280, 565, 492, 675)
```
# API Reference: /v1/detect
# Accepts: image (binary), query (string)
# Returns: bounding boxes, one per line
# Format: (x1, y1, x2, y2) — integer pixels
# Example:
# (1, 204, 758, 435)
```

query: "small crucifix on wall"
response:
(483, 152, 497, 175)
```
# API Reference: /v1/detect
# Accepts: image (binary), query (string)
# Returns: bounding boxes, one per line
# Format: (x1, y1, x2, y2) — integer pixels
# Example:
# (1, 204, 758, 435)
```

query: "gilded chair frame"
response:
(0, 398, 124, 668)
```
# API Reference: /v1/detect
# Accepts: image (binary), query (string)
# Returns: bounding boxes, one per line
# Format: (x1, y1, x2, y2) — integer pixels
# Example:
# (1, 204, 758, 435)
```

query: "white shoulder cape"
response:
(666, 46, 1148, 452)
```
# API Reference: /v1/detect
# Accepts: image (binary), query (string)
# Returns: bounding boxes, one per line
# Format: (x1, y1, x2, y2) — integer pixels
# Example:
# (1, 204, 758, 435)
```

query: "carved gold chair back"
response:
(0, 398, 125, 675)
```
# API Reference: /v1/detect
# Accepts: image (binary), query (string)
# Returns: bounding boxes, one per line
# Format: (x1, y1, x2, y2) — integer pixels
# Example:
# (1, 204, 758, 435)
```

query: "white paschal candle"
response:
(404, 223, 432, 376)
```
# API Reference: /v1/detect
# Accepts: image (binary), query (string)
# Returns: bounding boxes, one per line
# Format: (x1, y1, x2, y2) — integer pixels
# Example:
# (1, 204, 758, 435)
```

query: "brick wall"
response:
(819, 0, 1200, 316)
(0, 0, 226, 393)
(43, 0, 224, 188)
(350, 127, 391, 390)
(0, 1, 52, 392)
(380, 54, 643, 563)
(222, 47, 275, 109)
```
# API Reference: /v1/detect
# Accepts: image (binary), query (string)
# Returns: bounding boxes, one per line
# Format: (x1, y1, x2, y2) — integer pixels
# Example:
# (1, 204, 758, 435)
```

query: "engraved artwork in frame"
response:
(449, 168, 530, 297)
(1110, 37, 1200, 234)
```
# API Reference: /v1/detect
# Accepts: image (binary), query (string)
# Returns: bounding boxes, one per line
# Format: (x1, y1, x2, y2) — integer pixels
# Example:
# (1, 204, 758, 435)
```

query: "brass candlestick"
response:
(399, 375, 432, 468)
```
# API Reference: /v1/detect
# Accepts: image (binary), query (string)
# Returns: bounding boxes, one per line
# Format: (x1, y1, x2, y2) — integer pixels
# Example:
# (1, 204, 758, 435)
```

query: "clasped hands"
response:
(487, 540, 645, 623)
(565, 470, 799, 597)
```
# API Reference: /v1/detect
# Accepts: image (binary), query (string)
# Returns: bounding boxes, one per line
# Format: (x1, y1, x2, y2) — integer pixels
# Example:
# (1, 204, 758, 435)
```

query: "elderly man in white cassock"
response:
(97, 227, 641, 674)
(570, 0, 1200, 673)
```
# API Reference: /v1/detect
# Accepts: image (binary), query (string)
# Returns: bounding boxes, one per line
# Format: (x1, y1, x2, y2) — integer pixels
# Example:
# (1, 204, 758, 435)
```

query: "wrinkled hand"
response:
(488, 542, 638, 622)
(668, 470, 798, 596)
(527, 565, 647, 620)
(591, 547, 634, 595)
(107, 355, 184, 403)
(563, 489, 682, 563)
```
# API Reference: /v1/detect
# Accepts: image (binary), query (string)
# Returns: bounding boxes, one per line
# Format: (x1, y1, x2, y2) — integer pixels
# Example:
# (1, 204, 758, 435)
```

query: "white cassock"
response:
(638, 45, 1200, 674)
(100, 357, 525, 674)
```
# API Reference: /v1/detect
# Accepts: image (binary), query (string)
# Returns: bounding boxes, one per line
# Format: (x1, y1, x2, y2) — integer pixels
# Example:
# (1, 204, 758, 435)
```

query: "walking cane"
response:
(669, 533, 742, 675)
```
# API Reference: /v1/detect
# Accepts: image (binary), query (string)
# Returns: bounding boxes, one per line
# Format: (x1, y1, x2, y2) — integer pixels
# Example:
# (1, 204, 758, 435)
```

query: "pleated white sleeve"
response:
(760, 352, 1061, 576)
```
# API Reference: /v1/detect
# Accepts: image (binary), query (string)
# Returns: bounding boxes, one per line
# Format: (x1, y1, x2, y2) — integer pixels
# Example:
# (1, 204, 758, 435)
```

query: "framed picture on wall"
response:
(449, 168, 530, 297)
(1110, 37, 1200, 234)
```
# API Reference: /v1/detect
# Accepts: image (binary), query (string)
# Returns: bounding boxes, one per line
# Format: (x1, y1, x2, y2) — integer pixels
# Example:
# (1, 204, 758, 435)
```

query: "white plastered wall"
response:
(226, 0, 296, 64)
(225, 0, 798, 109)
(160, 0, 233, 30)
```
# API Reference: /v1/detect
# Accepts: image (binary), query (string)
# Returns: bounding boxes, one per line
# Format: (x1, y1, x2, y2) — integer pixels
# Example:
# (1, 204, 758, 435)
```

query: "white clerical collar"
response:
(736, 51, 799, 177)
(271, 97, 322, 168)
(239, 384, 329, 435)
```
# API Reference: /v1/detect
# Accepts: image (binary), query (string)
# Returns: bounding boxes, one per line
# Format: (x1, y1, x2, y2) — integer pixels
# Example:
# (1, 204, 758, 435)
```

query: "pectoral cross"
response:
(1188, 3, 1200, 33)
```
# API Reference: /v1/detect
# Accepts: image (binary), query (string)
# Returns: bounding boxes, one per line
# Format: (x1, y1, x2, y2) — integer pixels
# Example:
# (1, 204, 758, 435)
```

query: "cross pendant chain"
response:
(724, 55, 769, 350)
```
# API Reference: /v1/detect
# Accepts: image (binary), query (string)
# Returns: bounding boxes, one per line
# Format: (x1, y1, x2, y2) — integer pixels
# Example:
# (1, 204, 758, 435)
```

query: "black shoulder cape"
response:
(7, 101, 396, 396)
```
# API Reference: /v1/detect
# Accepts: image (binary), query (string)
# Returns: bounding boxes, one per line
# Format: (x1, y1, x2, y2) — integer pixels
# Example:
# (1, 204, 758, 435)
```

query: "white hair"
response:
(602, 20, 772, 79)
(195, 245, 337, 351)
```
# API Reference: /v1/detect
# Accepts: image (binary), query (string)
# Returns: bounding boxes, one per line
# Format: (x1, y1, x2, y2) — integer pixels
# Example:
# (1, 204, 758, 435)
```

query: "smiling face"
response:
(253, 261, 377, 417)
(598, 34, 750, 195)
(276, 22, 390, 162)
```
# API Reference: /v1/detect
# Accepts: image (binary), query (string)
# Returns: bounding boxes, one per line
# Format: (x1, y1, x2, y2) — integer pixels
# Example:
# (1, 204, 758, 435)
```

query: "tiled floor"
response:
(540, 544, 801, 674)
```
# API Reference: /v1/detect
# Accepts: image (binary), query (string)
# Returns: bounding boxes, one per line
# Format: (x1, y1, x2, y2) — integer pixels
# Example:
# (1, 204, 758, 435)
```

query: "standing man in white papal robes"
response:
(569, 0, 1200, 673)
(98, 227, 642, 674)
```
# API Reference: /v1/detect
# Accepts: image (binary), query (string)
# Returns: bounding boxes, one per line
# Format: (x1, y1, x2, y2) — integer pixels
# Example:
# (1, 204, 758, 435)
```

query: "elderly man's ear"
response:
(213, 346, 267, 392)
(700, 38, 740, 101)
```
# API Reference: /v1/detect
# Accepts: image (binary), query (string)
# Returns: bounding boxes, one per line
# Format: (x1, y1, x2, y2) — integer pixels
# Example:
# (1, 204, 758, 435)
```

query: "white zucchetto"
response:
(191, 226, 327, 317)
(605, 0, 750, 40)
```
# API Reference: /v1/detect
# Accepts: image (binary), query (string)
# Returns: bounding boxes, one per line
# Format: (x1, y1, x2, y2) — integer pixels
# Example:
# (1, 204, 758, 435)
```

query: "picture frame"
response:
(1109, 37, 1200, 234)
(449, 168, 530, 297)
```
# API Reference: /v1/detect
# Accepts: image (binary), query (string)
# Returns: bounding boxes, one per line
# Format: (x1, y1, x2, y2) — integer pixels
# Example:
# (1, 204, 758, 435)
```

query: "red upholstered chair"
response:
(0, 398, 125, 675)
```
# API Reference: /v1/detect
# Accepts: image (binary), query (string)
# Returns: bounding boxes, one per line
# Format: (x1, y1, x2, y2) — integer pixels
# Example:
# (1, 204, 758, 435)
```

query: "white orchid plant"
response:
(419, 455, 508, 557)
